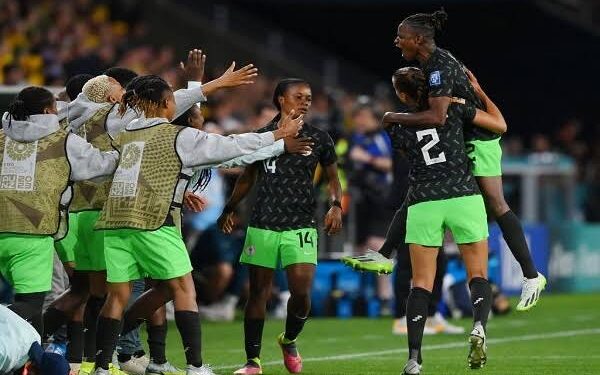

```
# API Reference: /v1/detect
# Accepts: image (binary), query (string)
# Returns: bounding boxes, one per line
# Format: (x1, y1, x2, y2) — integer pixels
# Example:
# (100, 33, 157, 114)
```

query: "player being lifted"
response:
(344, 9, 546, 312)
(218, 78, 343, 375)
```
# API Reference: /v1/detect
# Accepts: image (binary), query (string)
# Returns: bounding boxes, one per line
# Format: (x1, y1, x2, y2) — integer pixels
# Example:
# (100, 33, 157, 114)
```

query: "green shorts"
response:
(0, 233, 54, 293)
(55, 212, 78, 264)
(406, 195, 488, 247)
(240, 226, 318, 269)
(466, 138, 502, 177)
(75, 210, 106, 271)
(104, 226, 192, 283)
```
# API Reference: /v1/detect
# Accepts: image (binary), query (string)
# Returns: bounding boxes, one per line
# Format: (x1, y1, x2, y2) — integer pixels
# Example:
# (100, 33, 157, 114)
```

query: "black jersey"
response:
(422, 47, 498, 142)
(386, 103, 479, 206)
(249, 117, 337, 231)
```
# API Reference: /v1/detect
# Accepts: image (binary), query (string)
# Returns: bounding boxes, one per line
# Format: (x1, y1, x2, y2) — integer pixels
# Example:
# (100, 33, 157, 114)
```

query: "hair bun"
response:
(431, 9, 448, 31)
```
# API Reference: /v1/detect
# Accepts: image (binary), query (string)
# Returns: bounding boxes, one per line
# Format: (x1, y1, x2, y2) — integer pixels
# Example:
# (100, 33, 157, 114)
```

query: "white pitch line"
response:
(212, 328, 600, 370)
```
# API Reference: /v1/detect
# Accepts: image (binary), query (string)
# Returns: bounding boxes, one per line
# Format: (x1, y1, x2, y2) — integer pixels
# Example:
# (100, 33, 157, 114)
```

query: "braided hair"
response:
(119, 75, 171, 117)
(402, 8, 448, 40)
(272, 78, 309, 111)
(392, 67, 428, 111)
(7, 86, 55, 123)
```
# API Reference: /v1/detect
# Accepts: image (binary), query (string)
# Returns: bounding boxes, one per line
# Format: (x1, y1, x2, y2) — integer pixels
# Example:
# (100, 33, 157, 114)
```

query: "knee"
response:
(486, 195, 509, 217)
(248, 284, 271, 303)
(170, 277, 197, 302)
(217, 263, 234, 282)
(411, 277, 434, 293)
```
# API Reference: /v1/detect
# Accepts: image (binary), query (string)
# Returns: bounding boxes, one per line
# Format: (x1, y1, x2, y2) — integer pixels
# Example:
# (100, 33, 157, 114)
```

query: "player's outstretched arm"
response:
(467, 69, 507, 134)
(201, 61, 259, 95)
(323, 163, 343, 235)
(218, 164, 259, 233)
(382, 96, 451, 128)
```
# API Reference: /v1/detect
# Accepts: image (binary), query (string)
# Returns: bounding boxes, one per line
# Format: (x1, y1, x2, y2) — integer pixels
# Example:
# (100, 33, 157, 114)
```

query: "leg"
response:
(406, 244, 438, 366)
(117, 279, 148, 368)
(380, 203, 408, 258)
(244, 266, 275, 361)
(95, 282, 132, 370)
(477, 176, 538, 279)
(43, 270, 89, 340)
(82, 271, 107, 363)
(284, 264, 315, 340)
(10, 292, 46, 333)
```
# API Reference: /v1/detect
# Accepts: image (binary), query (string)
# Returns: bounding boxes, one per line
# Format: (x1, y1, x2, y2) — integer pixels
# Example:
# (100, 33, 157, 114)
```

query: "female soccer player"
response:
(388, 66, 506, 374)
(218, 78, 343, 375)
(0, 86, 118, 334)
(91, 75, 302, 375)
(350, 9, 545, 311)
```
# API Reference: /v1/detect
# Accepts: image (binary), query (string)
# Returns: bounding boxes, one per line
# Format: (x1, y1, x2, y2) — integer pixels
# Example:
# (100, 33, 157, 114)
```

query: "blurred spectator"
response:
(2, 63, 25, 85)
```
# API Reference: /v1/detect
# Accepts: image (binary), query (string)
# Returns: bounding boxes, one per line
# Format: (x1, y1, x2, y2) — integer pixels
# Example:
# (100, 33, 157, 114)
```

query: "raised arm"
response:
(217, 163, 259, 233)
(467, 69, 507, 134)
(201, 61, 258, 96)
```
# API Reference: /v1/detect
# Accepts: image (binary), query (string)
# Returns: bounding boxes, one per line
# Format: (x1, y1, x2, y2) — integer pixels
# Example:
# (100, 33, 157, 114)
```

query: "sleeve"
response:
(66, 133, 118, 181)
(425, 61, 455, 98)
(173, 84, 207, 120)
(319, 132, 337, 166)
(175, 127, 275, 170)
(213, 139, 285, 169)
(386, 125, 407, 150)
(105, 106, 135, 139)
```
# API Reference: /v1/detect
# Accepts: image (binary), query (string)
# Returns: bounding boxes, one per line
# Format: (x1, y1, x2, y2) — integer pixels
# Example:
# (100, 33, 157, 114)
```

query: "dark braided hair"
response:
(402, 8, 448, 40)
(65, 74, 93, 101)
(7, 86, 55, 122)
(272, 78, 309, 111)
(104, 67, 138, 88)
(392, 67, 428, 110)
(119, 75, 171, 117)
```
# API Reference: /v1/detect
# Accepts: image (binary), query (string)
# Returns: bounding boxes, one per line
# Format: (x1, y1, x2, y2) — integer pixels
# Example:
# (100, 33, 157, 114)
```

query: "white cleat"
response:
(516, 273, 547, 312)
(185, 364, 215, 375)
(426, 312, 465, 334)
(402, 359, 422, 375)
(468, 325, 487, 369)
(119, 355, 150, 375)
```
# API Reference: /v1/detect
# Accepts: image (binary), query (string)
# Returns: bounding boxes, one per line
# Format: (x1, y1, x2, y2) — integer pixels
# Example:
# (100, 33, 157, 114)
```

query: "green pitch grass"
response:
(152, 294, 599, 374)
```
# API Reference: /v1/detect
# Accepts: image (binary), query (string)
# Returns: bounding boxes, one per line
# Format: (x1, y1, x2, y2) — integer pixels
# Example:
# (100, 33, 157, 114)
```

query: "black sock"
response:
(496, 210, 538, 279)
(244, 318, 264, 360)
(147, 323, 168, 364)
(10, 292, 45, 334)
(121, 310, 145, 336)
(284, 314, 307, 342)
(66, 321, 84, 363)
(469, 277, 493, 330)
(117, 353, 132, 363)
(393, 247, 411, 318)
(43, 307, 70, 340)
(174, 311, 202, 367)
(83, 296, 105, 361)
(406, 287, 431, 363)
(429, 251, 447, 316)
(95, 317, 122, 370)
(379, 206, 407, 258)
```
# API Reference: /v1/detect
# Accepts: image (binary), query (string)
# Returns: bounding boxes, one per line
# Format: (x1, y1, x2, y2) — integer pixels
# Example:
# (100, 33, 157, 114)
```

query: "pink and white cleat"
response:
(277, 333, 303, 374)
(233, 359, 262, 375)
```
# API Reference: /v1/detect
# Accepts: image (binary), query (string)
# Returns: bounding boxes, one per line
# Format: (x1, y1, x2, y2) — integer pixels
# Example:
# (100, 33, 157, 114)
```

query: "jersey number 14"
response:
(263, 157, 277, 173)
(416, 129, 446, 166)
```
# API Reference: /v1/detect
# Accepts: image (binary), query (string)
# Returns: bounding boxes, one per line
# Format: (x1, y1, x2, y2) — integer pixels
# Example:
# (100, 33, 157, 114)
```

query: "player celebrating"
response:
(218, 78, 343, 375)
(0, 86, 118, 334)
(91, 74, 302, 375)
(347, 9, 545, 311)
(388, 66, 505, 374)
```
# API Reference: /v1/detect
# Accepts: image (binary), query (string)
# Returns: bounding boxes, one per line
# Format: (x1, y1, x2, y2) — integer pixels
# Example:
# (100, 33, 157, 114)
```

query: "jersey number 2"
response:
(263, 158, 277, 173)
(416, 129, 446, 166)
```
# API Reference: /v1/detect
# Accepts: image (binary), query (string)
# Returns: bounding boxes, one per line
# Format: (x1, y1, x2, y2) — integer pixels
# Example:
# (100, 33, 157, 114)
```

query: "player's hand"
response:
(284, 136, 313, 155)
(218, 211, 236, 234)
(183, 191, 208, 212)
(179, 49, 206, 82)
(465, 69, 484, 96)
(274, 110, 304, 139)
(324, 206, 342, 235)
(216, 62, 258, 88)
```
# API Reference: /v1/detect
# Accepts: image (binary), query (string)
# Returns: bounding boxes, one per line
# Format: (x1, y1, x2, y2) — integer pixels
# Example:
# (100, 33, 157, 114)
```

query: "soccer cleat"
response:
(392, 317, 408, 335)
(119, 355, 150, 375)
(516, 273, 547, 312)
(277, 333, 302, 373)
(426, 312, 465, 334)
(78, 361, 95, 375)
(402, 359, 422, 375)
(185, 364, 215, 375)
(233, 359, 262, 375)
(340, 249, 394, 274)
(467, 325, 487, 369)
(93, 366, 129, 375)
(145, 360, 184, 375)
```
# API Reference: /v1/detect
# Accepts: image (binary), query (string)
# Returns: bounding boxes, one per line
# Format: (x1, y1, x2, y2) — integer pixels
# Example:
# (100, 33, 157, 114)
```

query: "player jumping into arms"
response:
(343, 9, 546, 312)
(218, 78, 343, 375)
